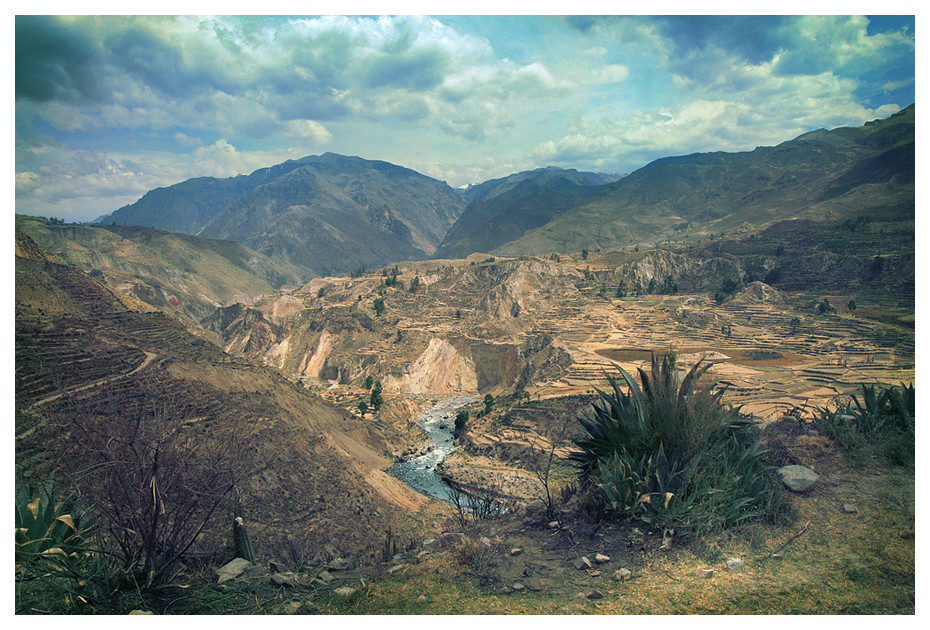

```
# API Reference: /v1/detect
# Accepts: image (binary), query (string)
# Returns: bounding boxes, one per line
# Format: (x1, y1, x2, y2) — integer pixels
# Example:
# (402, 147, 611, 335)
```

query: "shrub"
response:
(571, 356, 781, 534)
(813, 382, 914, 465)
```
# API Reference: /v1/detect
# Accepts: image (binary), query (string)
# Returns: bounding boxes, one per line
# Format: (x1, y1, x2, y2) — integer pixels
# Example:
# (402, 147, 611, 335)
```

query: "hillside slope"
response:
(17, 215, 302, 323)
(15, 231, 447, 561)
(434, 168, 617, 259)
(492, 105, 914, 255)
(98, 153, 467, 279)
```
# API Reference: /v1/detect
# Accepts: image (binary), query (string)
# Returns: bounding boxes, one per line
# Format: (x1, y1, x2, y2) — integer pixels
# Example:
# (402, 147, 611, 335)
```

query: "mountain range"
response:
(95, 105, 913, 277)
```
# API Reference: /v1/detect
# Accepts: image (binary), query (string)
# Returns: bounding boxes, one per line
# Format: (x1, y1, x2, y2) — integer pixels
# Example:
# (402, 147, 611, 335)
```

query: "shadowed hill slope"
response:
(15, 231, 447, 562)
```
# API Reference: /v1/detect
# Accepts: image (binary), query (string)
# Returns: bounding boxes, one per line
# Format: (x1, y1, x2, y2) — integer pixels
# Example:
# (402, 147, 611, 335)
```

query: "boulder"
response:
(726, 558, 744, 573)
(216, 557, 252, 583)
(327, 557, 357, 571)
(778, 465, 820, 492)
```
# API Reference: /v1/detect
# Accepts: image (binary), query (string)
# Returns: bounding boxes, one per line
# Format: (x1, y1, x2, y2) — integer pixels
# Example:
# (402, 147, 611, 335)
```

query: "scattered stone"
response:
(270, 572, 302, 587)
(698, 569, 715, 579)
(438, 532, 466, 548)
(574, 556, 593, 570)
(334, 587, 357, 597)
(593, 553, 611, 564)
(317, 570, 335, 583)
(216, 557, 252, 583)
(586, 589, 605, 600)
(510, 548, 523, 556)
(512, 583, 525, 591)
(614, 568, 632, 582)
(387, 564, 405, 574)
(327, 557, 356, 571)
(726, 558, 744, 573)
(660, 529, 675, 550)
(480, 537, 492, 547)
(281, 601, 302, 615)
(547, 521, 560, 529)
(587, 570, 602, 577)
(777, 465, 820, 492)
(417, 595, 428, 603)
(843, 503, 859, 514)
(524, 578, 544, 591)
(129, 610, 154, 615)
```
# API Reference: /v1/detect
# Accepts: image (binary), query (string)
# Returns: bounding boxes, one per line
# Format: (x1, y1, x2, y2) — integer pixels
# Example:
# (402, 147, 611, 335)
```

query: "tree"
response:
(453, 410, 469, 439)
(365, 375, 374, 389)
(370, 381, 384, 412)
(357, 400, 368, 415)
(847, 299, 857, 312)
(615, 280, 627, 298)
(373, 298, 386, 316)
(581, 249, 589, 260)
(483, 393, 495, 415)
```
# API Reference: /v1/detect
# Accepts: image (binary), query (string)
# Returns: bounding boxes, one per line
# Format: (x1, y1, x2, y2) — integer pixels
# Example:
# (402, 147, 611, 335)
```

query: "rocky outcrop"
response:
(611, 249, 742, 293)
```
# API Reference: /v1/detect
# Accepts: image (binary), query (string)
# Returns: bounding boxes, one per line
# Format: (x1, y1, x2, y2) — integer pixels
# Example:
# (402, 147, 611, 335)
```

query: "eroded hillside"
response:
(207, 247, 913, 439)
(15, 230, 448, 563)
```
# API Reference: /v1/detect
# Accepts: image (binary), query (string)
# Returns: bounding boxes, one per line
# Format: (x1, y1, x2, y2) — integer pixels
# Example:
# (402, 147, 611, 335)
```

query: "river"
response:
(386, 395, 480, 503)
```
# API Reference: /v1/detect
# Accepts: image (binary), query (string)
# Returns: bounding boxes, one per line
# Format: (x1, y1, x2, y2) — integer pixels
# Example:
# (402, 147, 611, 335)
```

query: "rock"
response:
(524, 578, 544, 591)
(593, 553, 610, 564)
(129, 610, 154, 615)
(270, 572, 302, 587)
(843, 503, 859, 514)
(387, 564, 405, 574)
(334, 587, 357, 597)
(327, 557, 357, 571)
(510, 548, 523, 556)
(438, 532, 466, 548)
(281, 601, 302, 614)
(480, 537, 492, 547)
(574, 556, 593, 570)
(777, 465, 820, 492)
(512, 583, 525, 591)
(698, 569, 715, 579)
(547, 521, 560, 529)
(587, 570, 601, 577)
(726, 557, 744, 573)
(317, 570, 335, 583)
(614, 568, 632, 582)
(417, 595, 428, 603)
(586, 589, 605, 600)
(216, 557, 252, 583)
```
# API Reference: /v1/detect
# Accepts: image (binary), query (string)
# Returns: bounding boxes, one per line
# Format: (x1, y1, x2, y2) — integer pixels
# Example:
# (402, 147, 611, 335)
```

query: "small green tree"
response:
(581, 248, 589, 260)
(357, 400, 369, 415)
(370, 381, 384, 412)
(483, 393, 495, 415)
(847, 299, 857, 312)
(373, 298, 386, 316)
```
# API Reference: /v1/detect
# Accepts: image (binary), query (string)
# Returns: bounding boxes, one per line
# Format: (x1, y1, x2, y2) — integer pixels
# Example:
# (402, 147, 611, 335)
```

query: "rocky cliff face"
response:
(205, 257, 580, 396)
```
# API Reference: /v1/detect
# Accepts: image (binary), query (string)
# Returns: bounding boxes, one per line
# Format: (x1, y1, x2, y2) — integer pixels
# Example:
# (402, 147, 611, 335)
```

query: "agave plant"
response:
(572, 354, 777, 531)
(15, 477, 87, 564)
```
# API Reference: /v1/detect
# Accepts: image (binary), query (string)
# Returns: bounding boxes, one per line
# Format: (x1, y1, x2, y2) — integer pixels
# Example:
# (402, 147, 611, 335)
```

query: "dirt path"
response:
(28, 350, 158, 409)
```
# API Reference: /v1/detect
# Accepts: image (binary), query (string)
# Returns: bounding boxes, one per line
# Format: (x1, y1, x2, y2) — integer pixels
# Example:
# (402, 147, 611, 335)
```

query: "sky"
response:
(13, 8, 917, 223)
